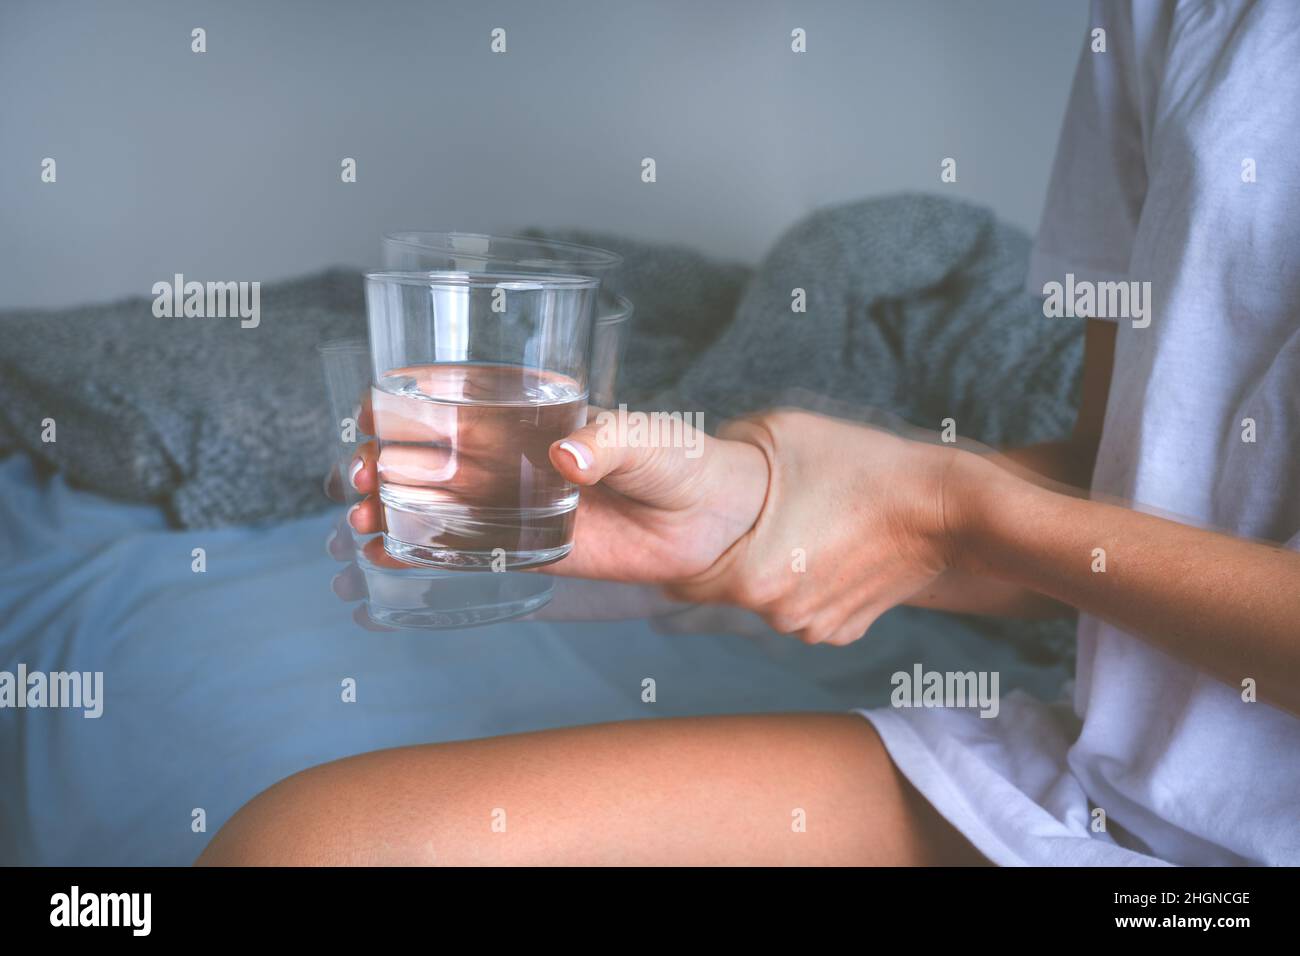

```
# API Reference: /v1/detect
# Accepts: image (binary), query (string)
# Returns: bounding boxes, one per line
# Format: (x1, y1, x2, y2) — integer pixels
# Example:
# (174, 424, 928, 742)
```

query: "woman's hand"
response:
(667, 410, 962, 645)
(344, 405, 966, 646)
(345, 405, 772, 585)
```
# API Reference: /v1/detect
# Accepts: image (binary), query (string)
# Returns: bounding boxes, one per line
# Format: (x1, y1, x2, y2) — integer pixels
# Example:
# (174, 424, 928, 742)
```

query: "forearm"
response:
(905, 319, 1117, 620)
(906, 569, 1069, 618)
(954, 453, 1300, 713)
(905, 440, 1084, 618)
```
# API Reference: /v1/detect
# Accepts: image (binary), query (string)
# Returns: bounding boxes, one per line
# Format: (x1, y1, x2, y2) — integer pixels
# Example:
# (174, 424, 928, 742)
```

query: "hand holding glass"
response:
(364, 271, 599, 570)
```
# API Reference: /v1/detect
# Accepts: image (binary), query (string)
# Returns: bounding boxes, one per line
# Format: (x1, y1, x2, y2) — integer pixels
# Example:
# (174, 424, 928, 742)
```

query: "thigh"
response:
(196, 713, 985, 866)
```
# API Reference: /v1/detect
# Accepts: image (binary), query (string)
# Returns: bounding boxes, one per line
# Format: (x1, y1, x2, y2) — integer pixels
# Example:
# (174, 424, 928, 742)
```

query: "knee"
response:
(195, 766, 340, 866)
(195, 755, 437, 866)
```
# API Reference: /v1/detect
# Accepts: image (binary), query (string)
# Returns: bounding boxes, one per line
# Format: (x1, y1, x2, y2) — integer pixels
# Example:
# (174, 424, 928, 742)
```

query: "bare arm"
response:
(947, 446, 1300, 714)
(907, 319, 1117, 618)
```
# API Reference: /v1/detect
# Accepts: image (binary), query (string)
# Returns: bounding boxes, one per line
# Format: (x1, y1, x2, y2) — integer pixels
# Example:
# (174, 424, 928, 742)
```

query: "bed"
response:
(0, 200, 1082, 864)
(0, 451, 1071, 865)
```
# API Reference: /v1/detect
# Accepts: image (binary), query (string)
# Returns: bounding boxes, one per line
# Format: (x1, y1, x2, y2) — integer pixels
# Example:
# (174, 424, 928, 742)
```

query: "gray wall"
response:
(0, 0, 1084, 309)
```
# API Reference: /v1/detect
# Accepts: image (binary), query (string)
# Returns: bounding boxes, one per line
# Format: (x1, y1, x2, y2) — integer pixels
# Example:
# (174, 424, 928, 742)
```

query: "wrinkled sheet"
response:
(0, 455, 1070, 864)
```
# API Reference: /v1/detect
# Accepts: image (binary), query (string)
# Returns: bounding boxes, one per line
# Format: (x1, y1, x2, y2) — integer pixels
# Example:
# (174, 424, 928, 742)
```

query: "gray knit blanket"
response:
(656, 193, 1084, 446)
(0, 194, 1083, 529)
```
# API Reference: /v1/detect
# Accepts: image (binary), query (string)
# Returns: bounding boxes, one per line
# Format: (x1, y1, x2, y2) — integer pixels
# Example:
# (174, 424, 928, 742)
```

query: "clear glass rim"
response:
(596, 294, 634, 325)
(382, 231, 623, 271)
(316, 336, 369, 353)
(365, 270, 600, 291)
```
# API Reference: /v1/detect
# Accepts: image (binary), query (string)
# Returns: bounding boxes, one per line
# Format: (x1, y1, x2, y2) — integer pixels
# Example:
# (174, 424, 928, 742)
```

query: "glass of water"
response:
(380, 232, 622, 293)
(317, 336, 556, 627)
(381, 232, 633, 408)
(364, 271, 599, 571)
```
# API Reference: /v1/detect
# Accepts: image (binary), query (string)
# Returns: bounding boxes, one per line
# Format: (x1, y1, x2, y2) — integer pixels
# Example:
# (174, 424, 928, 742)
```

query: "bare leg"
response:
(196, 714, 985, 866)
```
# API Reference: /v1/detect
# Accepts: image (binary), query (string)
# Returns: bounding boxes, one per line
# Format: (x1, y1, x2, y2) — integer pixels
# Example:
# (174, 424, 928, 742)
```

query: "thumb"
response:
(548, 408, 713, 510)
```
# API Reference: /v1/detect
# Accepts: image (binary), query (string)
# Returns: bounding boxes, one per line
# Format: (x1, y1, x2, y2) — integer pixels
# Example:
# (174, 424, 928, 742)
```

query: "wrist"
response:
(939, 447, 1024, 577)
(665, 415, 778, 603)
(713, 434, 772, 545)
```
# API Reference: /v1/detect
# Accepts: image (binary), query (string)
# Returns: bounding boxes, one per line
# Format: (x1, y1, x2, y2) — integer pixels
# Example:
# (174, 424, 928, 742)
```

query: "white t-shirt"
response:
(864, 0, 1300, 865)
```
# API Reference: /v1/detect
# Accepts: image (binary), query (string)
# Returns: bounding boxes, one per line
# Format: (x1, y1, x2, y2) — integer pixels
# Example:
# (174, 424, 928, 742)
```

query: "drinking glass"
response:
(364, 271, 599, 570)
(590, 295, 633, 409)
(380, 232, 623, 294)
(317, 336, 555, 626)
(358, 561, 554, 629)
(380, 232, 633, 408)
(318, 337, 372, 507)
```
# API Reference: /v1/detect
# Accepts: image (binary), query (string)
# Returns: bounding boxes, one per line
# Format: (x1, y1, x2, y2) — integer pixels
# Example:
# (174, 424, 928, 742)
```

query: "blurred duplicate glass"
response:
(364, 272, 599, 570)
(318, 337, 372, 506)
(358, 562, 553, 629)
(590, 295, 633, 409)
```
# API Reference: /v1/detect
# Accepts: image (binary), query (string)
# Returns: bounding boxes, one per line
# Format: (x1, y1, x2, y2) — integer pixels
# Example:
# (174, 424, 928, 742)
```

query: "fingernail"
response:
(346, 502, 362, 528)
(348, 457, 365, 491)
(323, 470, 334, 499)
(325, 527, 338, 556)
(558, 440, 591, 471)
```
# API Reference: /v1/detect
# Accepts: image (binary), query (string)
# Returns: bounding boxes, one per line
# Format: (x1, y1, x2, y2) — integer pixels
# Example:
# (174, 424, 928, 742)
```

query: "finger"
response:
(323, 462, 345, 502)
(330, 563, 367, 602)
(374, 443, 524, 503)
(347, 441, 380, 495)
(347, 496, 384, 535)
(356, 392, 374, 436)
(548, 413, 716, 510)
(325, 515, 357, 561)
(370, 368, 523, 455)
(375, 442, 453, 486)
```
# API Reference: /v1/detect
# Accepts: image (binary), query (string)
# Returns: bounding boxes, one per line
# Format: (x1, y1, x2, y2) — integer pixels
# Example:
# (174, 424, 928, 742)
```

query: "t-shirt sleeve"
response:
(1026, 0, 1148, 298)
